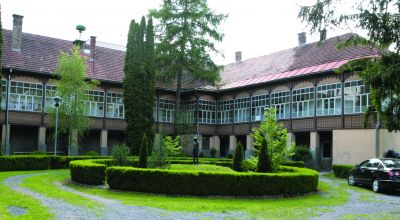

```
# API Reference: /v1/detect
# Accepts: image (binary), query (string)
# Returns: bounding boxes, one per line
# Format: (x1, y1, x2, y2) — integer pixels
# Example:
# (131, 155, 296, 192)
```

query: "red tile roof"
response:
(2, 30, 379, 91)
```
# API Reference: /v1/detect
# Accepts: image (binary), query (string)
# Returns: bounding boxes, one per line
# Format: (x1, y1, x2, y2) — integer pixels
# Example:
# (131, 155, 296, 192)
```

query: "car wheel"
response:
(372, 179, 381, 193)
(348, 175, 356, 186)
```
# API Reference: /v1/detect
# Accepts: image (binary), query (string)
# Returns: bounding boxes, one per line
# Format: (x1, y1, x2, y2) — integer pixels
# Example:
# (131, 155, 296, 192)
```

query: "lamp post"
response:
(53, 96, 62, 156)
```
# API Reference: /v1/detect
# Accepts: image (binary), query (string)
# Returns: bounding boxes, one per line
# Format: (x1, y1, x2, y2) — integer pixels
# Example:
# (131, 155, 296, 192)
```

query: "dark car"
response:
(348, 158, 400, 193)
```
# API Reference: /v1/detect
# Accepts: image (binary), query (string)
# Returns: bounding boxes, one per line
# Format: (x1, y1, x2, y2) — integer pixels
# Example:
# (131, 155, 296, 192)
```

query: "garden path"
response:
(312, 174, 400, 219)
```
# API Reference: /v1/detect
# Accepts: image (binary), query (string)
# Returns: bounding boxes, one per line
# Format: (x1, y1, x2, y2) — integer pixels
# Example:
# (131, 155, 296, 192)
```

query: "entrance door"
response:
(320, 141, 332, 170)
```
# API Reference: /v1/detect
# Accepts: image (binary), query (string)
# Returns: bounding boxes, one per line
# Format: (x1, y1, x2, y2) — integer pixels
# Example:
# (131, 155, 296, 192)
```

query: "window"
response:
(182, 100, 196, 124)
(44, 85, 56, 112)
(85, 90, 104, 117)
(271, 91, 290, 119)
(8, 81, 43, 112)
(1, 80, 6, 110)
(316, 83, 342, 116)
(158, 98, 175, 123)
(292, 87, 315, 118)
(251, 94, 269, 121)
(344, 80, 370, 114)
(199, 100, 217, 124)
(234, 97, 250, 123)
(217, 100, 233, 124)
(106, 92, 124, 119)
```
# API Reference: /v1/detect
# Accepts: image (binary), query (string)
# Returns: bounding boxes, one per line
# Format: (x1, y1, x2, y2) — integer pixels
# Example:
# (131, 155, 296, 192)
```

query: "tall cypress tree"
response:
(124, 16, 155, 155)
(0, 4, 3, 104)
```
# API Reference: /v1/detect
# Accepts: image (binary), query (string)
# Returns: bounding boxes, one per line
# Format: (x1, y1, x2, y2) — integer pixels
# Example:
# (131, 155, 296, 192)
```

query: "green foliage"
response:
(281, 161, 306, 168)
(84, 151, 99, 156)
(150, 0, 226, 132)
(232, 142, 244, 172)
(112, 143, 130, 166)
(69, 159, 107, 185)
(50, 46, 98, 151)
(138, 134, 149, 168)
(164, 136, 183, 157)
(253, 108, 288, 172)
(0, 156, 50, 171)
(199, 152, 204, 158)
(288, 146, 312, 162)
(0, 7, 2, 105)
(148, 137, 169, 169)
(332, 164, 354, 178)
(30, 151, 47, 155)
(210, 147, 217, 158)
(299, 0, 400, 131)
(124, 16, 155, 154)
(246, 156, 305, 172)
(106, 166, 319, 196)
(227, 153, 233, 159)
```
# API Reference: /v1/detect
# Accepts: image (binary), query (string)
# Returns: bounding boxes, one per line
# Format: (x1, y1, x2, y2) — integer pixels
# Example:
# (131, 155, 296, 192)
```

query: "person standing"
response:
(192, 136, 199, 164)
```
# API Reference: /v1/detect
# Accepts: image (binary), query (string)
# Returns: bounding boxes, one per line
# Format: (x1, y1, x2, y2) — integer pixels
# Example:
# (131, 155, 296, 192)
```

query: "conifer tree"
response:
(256, 138, 270, 173)
(0, 5, 3, 104)
(150, 0, 226, 133)
(138, 134, 149, 168)
(124, 16, 155, 155)
(232, 141, 244, 172)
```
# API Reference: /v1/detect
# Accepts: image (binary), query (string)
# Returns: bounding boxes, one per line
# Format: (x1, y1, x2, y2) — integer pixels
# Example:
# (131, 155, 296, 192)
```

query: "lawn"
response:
(1, 169, 391, 219)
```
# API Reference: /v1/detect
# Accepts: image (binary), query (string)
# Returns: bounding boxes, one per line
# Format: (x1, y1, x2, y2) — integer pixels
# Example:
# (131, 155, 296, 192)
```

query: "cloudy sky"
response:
(1, 0, 351, 64)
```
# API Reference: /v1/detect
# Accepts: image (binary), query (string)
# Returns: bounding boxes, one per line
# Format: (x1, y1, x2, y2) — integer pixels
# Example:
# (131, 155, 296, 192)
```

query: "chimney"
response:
(11, 14, 24, 52)
(235, 51, 242, 64)
(89, 36, 96, 62)
(298, 32, 306, 47)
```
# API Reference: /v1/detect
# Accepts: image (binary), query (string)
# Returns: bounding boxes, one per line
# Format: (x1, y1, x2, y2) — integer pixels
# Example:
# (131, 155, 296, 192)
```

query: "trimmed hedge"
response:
(69, 159, 109, 185)
(332, 164, 354, 178)
(0, 156, 51, 171)
(282, 161, 305, 168)
(0, 155, 110, 171)
(106, 166, 319, 196)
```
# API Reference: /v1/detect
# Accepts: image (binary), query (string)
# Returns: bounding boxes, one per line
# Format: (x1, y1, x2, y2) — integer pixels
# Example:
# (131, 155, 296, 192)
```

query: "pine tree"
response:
(0, 4, 3, 105)
(232, 141, 244, 172)
(138, 134, 149, 168)
(150, 0, 226, 134)
(124, 16, 155, 155)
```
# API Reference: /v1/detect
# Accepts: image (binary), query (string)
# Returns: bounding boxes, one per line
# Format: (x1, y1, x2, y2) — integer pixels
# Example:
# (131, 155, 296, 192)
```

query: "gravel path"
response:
(311, 174, 400, 219)
(3, 173, 249, 220)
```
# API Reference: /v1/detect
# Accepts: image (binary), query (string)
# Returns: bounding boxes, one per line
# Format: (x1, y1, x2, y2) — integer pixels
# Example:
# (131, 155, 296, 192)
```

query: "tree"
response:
(124, 16, 156, 155)
(150, 0, 227, 133)
(232, 141, 244, 172)
(0, 4, 3, 105)
(138, 134, 149, 168)
(50, 46, 98, 155)
(253, 108, 288, 172)
(299, 0, 400, 131)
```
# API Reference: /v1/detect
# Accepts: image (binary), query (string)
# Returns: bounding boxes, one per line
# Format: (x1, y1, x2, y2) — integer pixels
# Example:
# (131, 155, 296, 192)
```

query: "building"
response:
(2, 14, 400, 168)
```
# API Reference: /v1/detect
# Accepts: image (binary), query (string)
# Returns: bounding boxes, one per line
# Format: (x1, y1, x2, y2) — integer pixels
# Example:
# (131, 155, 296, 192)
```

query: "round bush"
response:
(106, 166, 319, 196)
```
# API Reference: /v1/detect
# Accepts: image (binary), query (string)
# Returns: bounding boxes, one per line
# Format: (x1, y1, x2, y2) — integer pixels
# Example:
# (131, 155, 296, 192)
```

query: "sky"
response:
(1, 0, 351, 65)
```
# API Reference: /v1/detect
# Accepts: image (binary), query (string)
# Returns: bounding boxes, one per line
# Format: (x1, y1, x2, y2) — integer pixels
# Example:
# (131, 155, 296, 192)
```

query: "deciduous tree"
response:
(299, 0, 400, 131)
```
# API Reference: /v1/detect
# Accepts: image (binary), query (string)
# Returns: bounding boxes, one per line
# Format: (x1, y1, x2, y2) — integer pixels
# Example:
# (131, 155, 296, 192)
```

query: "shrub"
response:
(164, 136, 184, 157)
(332, 164, 354, 178)
(148, 138, 169, 169)
(112, 143, 130, 166)
(0, 156, 50, 171)
(106, 166, 319, 196)
(138, 134, 149, 168)
(84, 151, 100, 156)
(69, 159, 108, 185)
(30, 151, 47, 155)
(232, 142, 244, 172)
(281, 160, 305, 168)
(257, 138, 271, 172)
(253, 108, 287, 172)
(288, 146, 312, 162)
(210, 147, 217, 158)
(199, 152, 205, 158)
(227, 153, 233, 159)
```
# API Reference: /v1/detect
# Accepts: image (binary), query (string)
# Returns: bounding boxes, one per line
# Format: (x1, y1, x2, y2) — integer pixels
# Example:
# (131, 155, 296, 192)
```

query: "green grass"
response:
(0, 171, 54, 220)
(20, 171, 103, 212)
(66, 172, 349, 219)
(168, 164, 235, 172)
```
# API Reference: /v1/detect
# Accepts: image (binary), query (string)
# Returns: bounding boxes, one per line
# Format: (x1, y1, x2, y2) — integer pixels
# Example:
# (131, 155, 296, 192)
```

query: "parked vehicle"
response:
(385, 150, 400, 159)
(348, 158, 400, 193)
